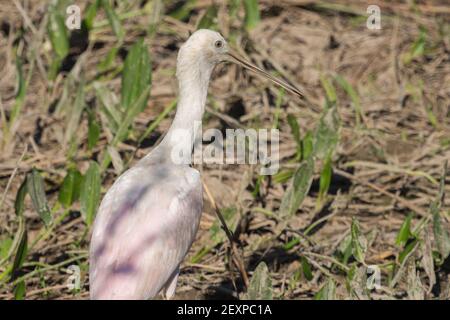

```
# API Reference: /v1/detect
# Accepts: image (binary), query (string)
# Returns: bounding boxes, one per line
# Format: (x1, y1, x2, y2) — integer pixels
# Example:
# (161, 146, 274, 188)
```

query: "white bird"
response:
(89, 29, 302, 300)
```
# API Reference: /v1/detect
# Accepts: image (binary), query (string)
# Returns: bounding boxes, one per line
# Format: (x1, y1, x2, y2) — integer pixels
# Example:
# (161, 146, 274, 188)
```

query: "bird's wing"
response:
(89, 165, 203, 300)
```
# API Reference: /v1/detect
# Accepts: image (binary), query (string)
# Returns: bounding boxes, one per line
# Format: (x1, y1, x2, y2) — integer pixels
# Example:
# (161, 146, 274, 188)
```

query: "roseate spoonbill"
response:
(89, 29, 302, 300)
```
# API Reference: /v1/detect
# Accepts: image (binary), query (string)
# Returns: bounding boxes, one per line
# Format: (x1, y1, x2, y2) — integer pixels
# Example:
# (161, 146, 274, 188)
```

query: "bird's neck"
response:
(151, 66, 212, 165)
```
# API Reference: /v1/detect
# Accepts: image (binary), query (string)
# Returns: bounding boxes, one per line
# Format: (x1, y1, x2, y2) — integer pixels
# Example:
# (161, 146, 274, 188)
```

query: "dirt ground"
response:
(0, 0, 449, 300)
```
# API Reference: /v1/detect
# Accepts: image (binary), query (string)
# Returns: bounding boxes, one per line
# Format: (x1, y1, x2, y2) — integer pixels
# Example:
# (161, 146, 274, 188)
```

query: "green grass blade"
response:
(138, 99, 177, 145)
(65, 80, 86, 144)
(287, 114, 301, 159)
(244, 0, 260, 30)
(101, 0, 125, 41)
(11, 230, 27, 279)
(48, 4, 69, 59)
(94, 82, 122, 133)
(169, 0, 197, 21)
(14, 177, 28, 217)
(83, 0, 100, 30)
(395, 213, 413, 246)
(9, 57, 26, 125)
(197, 4, 218, 30)
(335, 75, 361, 127)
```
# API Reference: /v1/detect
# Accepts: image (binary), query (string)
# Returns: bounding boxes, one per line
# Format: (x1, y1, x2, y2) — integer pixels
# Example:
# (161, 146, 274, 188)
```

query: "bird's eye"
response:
(214, 40, 223, 49)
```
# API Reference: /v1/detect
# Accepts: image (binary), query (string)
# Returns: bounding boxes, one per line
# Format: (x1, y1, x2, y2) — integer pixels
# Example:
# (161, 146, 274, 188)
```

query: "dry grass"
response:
(0, 0, 449, 300)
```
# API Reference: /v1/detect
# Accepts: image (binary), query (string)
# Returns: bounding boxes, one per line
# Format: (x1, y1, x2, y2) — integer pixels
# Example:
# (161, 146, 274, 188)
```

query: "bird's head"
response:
(177, 29, 228, 67)
(177, 29, 303, 98)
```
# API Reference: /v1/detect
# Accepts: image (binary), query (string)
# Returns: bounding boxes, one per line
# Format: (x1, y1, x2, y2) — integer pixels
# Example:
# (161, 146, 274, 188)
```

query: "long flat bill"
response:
(226, 51, 304, 98)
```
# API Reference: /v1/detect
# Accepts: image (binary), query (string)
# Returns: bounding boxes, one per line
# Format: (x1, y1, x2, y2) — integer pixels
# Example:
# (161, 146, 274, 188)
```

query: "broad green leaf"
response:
(197, 5, 218, 30)
(14, 281, 26, 300)
(287, 114, 301, 159)
(58, 168, 83, 208)
(100, 84, 151, 171)
(318, 155, 332, 203)
(351, 217, 367, 264)
(302, 131, 313, 160)
(113, 84, 151, 145)
(315, 278, 336, 300)
(395, 213, 413, 246)
(26, 169, 52, 227)
(120, 39, 151, 115)
(320, 75, 337, 106)
(243, 0, 260, 30)
(0, 237, 13, 260)
(48, 5, 69, 59)
(313, 106, 340, 160)
(337, 232, 353, 265)
(80, 161, 101, 226)
(14, 176, 28, 217)
(87, 110, 101, 150)
(279, 156, 314, 217)
(301, 256, 313, 281)
(245, 262, 273, 300)
(101, 0, 124, 41)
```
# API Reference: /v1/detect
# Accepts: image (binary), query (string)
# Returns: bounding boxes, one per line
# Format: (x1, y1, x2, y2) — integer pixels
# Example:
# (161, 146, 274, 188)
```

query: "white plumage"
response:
(89, 29, 302, 300)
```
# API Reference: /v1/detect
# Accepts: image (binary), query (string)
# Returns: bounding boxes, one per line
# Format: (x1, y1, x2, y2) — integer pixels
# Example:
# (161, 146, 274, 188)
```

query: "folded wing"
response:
(89, 165, 202, 300)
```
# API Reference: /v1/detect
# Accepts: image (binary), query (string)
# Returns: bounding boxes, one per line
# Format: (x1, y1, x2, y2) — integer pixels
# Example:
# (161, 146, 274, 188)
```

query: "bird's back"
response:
(89, 162, 202, 299)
